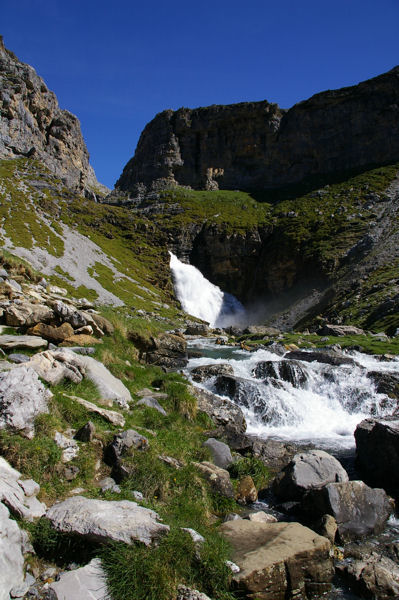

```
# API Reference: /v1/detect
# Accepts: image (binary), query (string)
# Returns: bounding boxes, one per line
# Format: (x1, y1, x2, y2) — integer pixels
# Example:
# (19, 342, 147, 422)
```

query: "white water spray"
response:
(169, 252, 246, 327)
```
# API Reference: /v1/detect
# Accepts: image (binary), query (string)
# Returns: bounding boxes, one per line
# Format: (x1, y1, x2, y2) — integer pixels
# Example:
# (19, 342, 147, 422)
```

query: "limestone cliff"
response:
(116, 67, 399, 194)
(0, 36, 107, 196)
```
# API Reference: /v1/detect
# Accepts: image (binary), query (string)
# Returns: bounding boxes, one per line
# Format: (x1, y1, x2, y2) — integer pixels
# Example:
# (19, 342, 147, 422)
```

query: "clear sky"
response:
(2, 0, 398, 189)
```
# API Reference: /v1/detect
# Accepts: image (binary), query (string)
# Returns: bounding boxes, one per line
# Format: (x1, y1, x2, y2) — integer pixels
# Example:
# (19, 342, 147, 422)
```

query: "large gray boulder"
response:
(284, 350, 355, 367)
(355, 417, 399, 497)
(220, 520, 334, 600)
(189, 386, 246, 434)
(0, 366, 52, 438)
(105, 429, 149, 465)
(26, 350, 84, 385)
(203, 438, 233, 469)
(46, 496, 169, 545)
(273, 450, 349, 501)
(49, 558, 108, 600)
(74, 353, 131, 408)
(302, 480, 393, 542)
(51, 300, 88, 329)
(252, 360, 308, 388)
(0, 503, 25, 600)
(0, 457, 46, 520)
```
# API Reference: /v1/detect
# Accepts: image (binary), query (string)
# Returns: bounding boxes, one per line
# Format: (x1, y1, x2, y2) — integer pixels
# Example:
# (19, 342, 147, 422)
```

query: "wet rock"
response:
(203, 438, 233, 469)
(194, 461, 234, 498)
(137, 396, 167, 415)
(27, 322, 74, 344)
(49, 559, 108, 600)
(46, 496, 169, 545)
(0, 366, 51, 438)
(252, 359, 308, 387)
(0, 503, 25, 600)
(285, 349, 355, 366)
(302, 480, 393, 542)
(236, 475, 258, 504)
(273, 450, 349, 501)
(318, 324, 365, 336)
(0, 335, 48, 350)
(189, 386, 246, 434)
(355, 417, 399, 496)
(190, 363, 234, 382)
(367, 372, 399, 399)
(5, 303, 54, 328)
(336, 551, 399, 600)
(0, 457, 46, 520)
(74, 421, 96, 442)
(105, 429, 149, 466)
(214, 374, 262, 407)
(220, 520, 333, 600)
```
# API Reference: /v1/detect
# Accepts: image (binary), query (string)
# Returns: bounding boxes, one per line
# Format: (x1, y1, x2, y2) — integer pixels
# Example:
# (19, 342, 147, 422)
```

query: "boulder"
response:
(88, 313, 114, 336)
(225, 432, 299, 473)
(318, 324, 365, 336)
(27, 322, 74, 344)
(8, 353, 29, 364)
(189, 386, 246, 434)
(143, 333, 188, 369)
(246, 511, 277, 524)
(46, 496, 169, 545)
(177, 585, 212, 600)
(0, 335, 48, 350)
(273, 450, 349, 501)
(0, 457, 46, 520)
(73, 354, 131, 408)
(51, 300, 88, 329)
(54, 431, 79, 463)
(137, 396, 167, 416)
(355, 417, 399, 496)
(236, 475, 258, 504)
(184, 323, 209, 336)
(0, 503, 25, 600)
(26, 350, 84, 385)
(336, 548, 399, 600)
(302, 480, 393, 542)
(194, 461, 234, 498)
(252, 360, 308, 387)
(5, 302, 54, 327)
(49, 558, 108, 600)
(220, 520, 333, 600)
(74, 421, 96, 442)
(203, 438, 233, 469)
(190, 363, 234, 383)
(285, 350, 355, 366)
(0, 366, 51, 438)
(105, 429, 149, 466)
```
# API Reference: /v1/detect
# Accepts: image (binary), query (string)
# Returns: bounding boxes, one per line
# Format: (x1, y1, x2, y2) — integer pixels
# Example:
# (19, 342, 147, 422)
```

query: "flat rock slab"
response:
(220, 520, 333, 600)
(0, 503, 25, 600)
(0, 335, 48, 350)
(49, 558, 108, 600)
(46, 495, 169, 545)
(0, 366, 52, 438)
(63, 394, 125, 427)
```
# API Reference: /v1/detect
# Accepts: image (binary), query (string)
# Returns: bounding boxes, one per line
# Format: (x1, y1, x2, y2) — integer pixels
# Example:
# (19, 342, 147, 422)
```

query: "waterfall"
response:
(169, 252, 246, 327)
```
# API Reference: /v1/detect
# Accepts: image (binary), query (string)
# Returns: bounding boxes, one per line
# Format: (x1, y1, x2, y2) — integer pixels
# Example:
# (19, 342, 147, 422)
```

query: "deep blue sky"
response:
(2, 0, 398, 188)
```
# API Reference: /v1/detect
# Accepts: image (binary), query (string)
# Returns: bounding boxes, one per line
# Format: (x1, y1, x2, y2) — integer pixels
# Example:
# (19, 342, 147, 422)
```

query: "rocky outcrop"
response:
(220, 520, 334, 600)
(189, 386, 247, 435)
(0, 36, 106, 195)
(117, 67, 399, 194)
(0, 502, 25, 600)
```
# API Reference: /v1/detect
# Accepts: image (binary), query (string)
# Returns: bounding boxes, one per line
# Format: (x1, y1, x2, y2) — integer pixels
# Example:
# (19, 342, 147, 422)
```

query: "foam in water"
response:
(186, 341, 399, 449)
(169, 252, 246, 327)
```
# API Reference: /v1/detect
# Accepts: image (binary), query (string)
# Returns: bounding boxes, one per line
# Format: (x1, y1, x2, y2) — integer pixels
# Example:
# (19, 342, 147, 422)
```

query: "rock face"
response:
(117, 67, 399, 194)
(0, 37, 105, 194)
(337, 548, 399, 600)
(273, 450, 349, 501)
(302, 480, 393, 542)
(355, 417, 399, 496)
(220, 520, 334, 600)
(45, 495, 169, 545)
